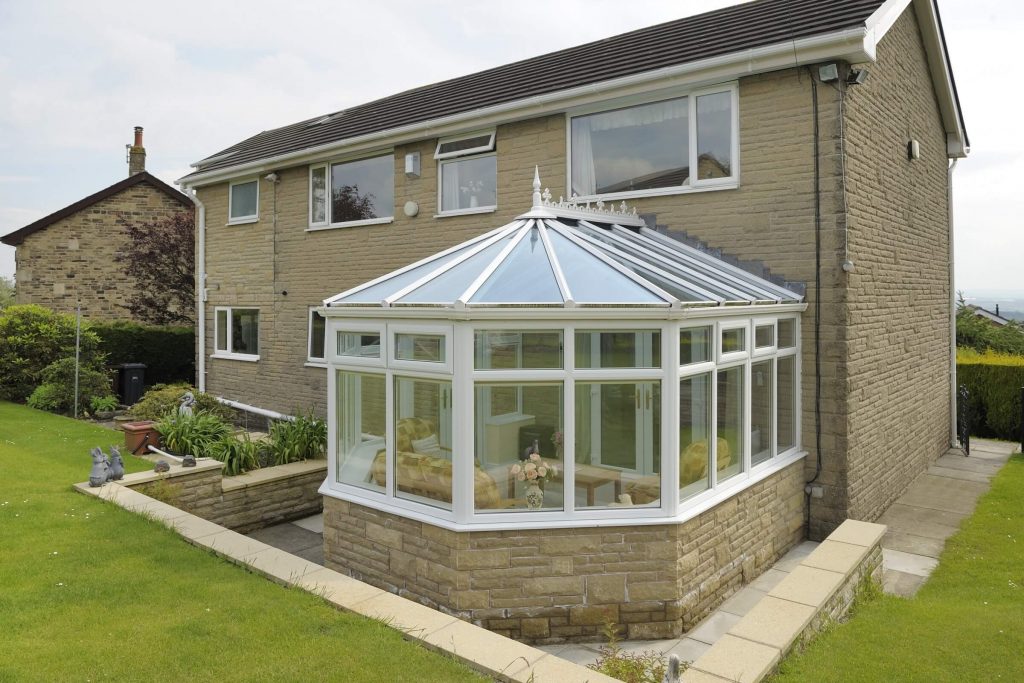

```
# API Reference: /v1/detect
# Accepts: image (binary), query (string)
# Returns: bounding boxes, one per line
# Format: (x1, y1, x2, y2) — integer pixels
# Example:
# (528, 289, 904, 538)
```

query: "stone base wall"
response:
(129, 460, 326, 533)
(323, 459, 805, 643)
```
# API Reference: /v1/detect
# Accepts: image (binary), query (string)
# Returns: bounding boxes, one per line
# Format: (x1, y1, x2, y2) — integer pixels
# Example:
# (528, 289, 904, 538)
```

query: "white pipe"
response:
(948, 157, 958, 448)
(189, 189, 207, 393)
(215, 396, 294, 422)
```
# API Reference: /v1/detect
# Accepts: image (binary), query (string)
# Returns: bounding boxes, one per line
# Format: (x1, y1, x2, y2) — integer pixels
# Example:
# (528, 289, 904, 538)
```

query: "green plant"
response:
(91, 321, 195, 385)
(156, 411, 232, 457)
(139, 475, 183, 505)
(588, 618, 671, 683)
(129, 383, 232, 421)
(956, 348, 1024, 440)
(26, 384, 63, 413)
(90, 395, 119, 413)
(25, 357, 113, 416)
(210, 433, 264, 476)
(269, 412, 327, 465)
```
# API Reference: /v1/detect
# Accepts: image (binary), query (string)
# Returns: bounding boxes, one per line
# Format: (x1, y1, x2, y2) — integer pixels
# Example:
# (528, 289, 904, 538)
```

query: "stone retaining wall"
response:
(125, 459, 326, 533)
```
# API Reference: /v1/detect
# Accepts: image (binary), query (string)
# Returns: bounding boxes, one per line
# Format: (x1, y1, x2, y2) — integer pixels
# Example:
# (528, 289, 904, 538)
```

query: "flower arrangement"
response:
(510, 452, 558, 485)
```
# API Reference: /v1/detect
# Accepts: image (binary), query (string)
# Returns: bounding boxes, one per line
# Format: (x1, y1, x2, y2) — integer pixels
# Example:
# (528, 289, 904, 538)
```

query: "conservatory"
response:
(320, 173, 805, 530)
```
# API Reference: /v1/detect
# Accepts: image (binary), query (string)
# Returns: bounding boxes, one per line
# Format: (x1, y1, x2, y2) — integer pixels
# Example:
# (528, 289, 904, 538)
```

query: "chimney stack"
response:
(128, 126, 146, 176)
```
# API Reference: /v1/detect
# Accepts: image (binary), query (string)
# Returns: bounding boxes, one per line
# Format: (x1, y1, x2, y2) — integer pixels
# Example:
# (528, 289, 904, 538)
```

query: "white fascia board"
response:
(178, 28, 873, 188)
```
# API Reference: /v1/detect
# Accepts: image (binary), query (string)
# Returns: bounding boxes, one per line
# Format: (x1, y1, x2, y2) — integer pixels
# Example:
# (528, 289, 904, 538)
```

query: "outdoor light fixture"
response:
(405, 152, 421, 178)
(818, 63, 839, 82)
(908, 139, 921, 160)
(846, 68, 869, 86)
(264, 172, 279, 183)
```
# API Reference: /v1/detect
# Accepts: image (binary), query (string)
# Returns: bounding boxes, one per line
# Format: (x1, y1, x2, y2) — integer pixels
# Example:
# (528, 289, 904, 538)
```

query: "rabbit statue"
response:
(88, 447, 110, 487)
(108, 445, 125, 481)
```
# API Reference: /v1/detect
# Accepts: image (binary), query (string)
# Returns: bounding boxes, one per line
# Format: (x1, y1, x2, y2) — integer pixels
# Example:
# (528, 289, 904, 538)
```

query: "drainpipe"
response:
(948, 157, 958, 448)
(189, 188, 208, 393)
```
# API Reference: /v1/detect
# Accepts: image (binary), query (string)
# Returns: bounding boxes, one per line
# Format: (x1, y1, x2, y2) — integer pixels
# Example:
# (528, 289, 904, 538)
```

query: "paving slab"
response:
(882, 569, 926, 598)
(293, 543, 325, 565)
(682, 669, 733, 682)
(927, 465, 994, 484)
(824, 519, 886, 548)
(882, 529, 947, 558)
(688, 610, 742, 645)
(666, 637, 711, 665)
(749, 568, 789, 593)
(727, 596, 816, 651)
(194, 529, 272, 559)
(420, 619, 546, 681)
(801, 540, 869, 574)
(690, 633, 780, 683)
(768, 566, 844, 608)
(293, 512, 324, 533)
(168, 513, 230, 541)
(876, 503, 964, 539)
(882, 548, 938, 577)
(898, 476, 987, 515)
(240, 547, 323, 586)
(351, 591, 459, 638)
(296, 567, 384, 608)
(247, 522, 322, 554)
(719, 586, 768, 617)
(929, 455, 1003, 475)
(773, 541, 819, 572)
(539, 644, 600, 666)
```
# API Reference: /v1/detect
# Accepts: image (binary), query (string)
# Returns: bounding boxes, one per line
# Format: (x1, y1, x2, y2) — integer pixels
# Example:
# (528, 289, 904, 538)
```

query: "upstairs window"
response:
(570, 86, 736, 199)
(228, 179, 259, 223)
(309, 154, 394, 228)
(436, 131, 497, 214)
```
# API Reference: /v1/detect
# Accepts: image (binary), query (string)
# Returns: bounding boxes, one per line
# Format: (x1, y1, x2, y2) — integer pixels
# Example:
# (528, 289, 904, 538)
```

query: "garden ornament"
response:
(178, 392, 196, 417)
(107, 445, 125, 481)
(153, 460, 170, 473)
(88, 447, 109, 487)
(181, 453, 196, 467)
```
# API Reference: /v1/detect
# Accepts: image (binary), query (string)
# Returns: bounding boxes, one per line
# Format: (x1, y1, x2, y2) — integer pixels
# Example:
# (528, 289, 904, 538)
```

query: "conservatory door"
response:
(592, 381, 660, 474)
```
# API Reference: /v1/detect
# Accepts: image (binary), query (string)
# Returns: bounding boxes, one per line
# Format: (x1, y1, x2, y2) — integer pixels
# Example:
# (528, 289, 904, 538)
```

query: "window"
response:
(680, 326, 711, 365)
(395, 376, 453, 510)
(569, 87, 736, 199)
(575, 330, 661, 369)
(308, 309, 326, 362)
(336, 371, 386, 492)
(214, 307, 259, 359)
(755, 323, 775, 349)
(337, 331, 382, 360)
(436, 132, 497, 214)
(751, 360, 773, 466)
(778, 318, 797, 349)
(309, 154, 394, 228)
(716, 365, 744, 484)
(228, 180, 258, 223)
(680, 372, 711, 500)
(721, 327, 746, 355)
(395, 333, 445, 363)
(475, 331, 562, 370)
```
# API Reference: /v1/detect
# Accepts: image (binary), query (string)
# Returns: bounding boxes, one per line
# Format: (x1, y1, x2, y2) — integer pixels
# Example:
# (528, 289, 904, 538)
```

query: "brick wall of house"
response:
(323, 459, 804, 643)
(14, 182, 190, 320)
(841, 7, 953, 521)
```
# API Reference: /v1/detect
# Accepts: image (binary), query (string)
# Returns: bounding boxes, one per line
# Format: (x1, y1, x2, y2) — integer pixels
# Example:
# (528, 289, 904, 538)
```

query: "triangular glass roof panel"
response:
(545, 228, 667, 305)
(396, 236, 512, 304)
(469, 226, 563, 305)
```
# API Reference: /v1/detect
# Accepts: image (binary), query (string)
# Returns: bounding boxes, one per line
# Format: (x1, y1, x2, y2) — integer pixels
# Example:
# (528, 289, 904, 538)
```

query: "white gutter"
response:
(178, 27, 873, 187)
(192, 190, 207, 393)
(948, 157, 958, 448)
(215, 396, 295, 422)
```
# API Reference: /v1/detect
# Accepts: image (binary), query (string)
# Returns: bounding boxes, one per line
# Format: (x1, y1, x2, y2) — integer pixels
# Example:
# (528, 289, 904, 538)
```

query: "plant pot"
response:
(525, 482, 544, 510)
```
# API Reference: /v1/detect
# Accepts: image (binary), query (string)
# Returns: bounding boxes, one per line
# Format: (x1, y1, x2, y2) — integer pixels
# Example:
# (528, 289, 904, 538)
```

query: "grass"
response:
(0, 401, 486, 683)
(772, 454, 1024, 682)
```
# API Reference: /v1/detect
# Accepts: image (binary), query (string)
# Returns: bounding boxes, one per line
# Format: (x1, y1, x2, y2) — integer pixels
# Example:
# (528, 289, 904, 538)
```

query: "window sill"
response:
(434, 206, 497, 219)
(211, 352, 260, 363)
(306, 217, 394, 232)
(304, 360, 327, 368)
(226, 217, 259, 226)
(573, 181, 737, 204)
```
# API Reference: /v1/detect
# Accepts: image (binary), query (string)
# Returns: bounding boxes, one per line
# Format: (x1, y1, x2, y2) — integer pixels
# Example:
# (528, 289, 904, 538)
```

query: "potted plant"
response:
(510, 452, 559, 509)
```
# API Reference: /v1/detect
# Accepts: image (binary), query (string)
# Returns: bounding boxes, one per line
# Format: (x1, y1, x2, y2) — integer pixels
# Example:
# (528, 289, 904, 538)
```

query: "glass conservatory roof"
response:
(325, 171, 803, 310)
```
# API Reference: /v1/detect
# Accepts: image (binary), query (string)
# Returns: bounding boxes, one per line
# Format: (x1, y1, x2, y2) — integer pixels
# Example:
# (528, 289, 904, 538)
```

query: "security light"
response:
(818, 63, 839, 82)
(846, 68, 869, 86)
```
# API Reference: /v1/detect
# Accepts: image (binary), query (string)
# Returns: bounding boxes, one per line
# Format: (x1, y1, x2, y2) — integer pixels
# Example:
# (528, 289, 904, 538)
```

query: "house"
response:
(178, 0, 967, 642)
(1, 128, 194, 321)
(966, 304, 1012, 327)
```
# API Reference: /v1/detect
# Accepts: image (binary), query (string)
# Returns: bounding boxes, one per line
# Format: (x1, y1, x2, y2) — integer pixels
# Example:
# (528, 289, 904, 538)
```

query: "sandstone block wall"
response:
(322, 459, 804, 643)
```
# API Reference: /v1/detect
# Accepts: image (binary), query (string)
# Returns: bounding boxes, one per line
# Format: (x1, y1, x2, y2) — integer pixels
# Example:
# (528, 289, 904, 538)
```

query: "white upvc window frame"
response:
(330, 321, 386, 368)
(435, 130, 498, 217)
(212, 306, 260, 362)
(718, 318, 750, 364)
(389, 323, 454, 374)
(227, 178, 259, 225)
(752, 318, 778, 358)
(774, 314, 802, 459)
(434, 130, 496, 160)
(565, 82, 740, 203)
(307, 307, 327, 364)
(306, 152, 396, 231)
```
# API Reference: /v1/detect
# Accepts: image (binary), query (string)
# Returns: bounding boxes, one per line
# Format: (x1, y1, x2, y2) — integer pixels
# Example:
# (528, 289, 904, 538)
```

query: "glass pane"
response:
(310, 166, 327, 224)
(571, 97, 689, 196)
(394, 377, 452, 510)
(231, 309, 258, 355)
(474, 383, 563, 512)
(778, 356, 797, 452)
(309, 311, 326, 359)
(230, 181, 258, 219)
(716, 366, 744, 483)
(337, 331, 381, 359)
(751, 360, 773, 466)
(338, 240, 480, 304)
(470, 228, 562, 304)
(722, 327, 746, 354)
(575, 382, 661, 508)
(575, 331, 661, 369)
(397, 237, 509, 304)
(336, 371, 386, 492)
(680, 327, 711, 365)
(755, 324, 775, 349)
(330, 155, 394, 222)
(438, 134, 493, 156)
(440, 156, 497, 212)
(696, 91, 732, 179)
(680, 373, 711, 501)
(547, 230, 665, 304)
(778, 319, 797, 349)
(216, 310, 227, 351)
(395, 333, 445, 363)
(475, 331, 562, 369)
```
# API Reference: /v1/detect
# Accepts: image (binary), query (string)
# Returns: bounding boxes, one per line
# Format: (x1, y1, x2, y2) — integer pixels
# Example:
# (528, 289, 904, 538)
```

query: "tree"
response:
(116, 209, 195, 325)
(0, 275, 14, 309)
(331, 184, 377, 222)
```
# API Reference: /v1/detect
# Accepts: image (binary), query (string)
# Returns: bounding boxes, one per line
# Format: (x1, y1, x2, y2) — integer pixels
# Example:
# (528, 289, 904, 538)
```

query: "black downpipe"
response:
(805, 72, 824, 537)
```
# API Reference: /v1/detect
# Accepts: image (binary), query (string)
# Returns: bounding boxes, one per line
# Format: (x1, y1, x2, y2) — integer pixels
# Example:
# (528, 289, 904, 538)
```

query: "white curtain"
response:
(571, 118, 596, 196)
(441, 161, 461, 211)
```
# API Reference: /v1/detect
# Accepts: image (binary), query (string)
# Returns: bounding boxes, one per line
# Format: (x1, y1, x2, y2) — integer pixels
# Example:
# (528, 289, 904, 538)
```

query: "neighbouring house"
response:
(1, 128, 194, 321)
(966, 304, 1012, 327)
(178, 0, 967, 642)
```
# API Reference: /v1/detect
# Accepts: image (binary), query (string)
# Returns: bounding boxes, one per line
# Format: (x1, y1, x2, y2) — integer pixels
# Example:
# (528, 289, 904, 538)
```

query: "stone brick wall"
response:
(841, 7, 952, 522)
(15, 182, 190, 321)
(130, 460, 325, 533)
(322, 459, 804, 643)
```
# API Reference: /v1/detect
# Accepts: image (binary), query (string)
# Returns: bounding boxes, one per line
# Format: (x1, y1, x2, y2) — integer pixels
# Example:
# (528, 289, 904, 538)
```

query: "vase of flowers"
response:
(511, 452, 558, 510)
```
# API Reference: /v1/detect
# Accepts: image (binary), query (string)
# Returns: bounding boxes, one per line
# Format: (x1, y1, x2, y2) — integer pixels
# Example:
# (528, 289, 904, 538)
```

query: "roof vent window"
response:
(435, 131, 495, 160)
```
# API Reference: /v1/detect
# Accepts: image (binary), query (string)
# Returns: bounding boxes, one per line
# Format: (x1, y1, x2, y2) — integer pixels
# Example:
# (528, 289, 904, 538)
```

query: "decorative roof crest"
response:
(529, 166, 641, 223)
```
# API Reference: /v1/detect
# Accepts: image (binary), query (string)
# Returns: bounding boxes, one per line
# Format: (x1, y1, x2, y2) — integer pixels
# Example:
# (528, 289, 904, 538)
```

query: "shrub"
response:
(210, 433, 264, 476)
(156, 412, 232, 457)
(957, 349, 1024, 440)
(25, 358, 113, 415)
(588, 619, 671, 683)
(90, 395, 119, 413)
(91, 321, 195, 385)
(269, 412, 327, 465)
(0, 304, 104, 401)
(26, 384, 64, 413)
(129, 383, 232, 421)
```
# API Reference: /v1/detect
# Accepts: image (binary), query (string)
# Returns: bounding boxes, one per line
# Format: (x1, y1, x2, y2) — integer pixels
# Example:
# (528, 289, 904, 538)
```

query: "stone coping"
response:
(117, 459, 224, 487)
(73, 480, 616, 683)
(112, 458, 328, 492)
(682, 519, 886, 683)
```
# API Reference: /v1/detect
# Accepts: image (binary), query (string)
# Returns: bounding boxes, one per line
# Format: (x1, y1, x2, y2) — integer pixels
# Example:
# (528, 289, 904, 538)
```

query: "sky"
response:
(0, 0, 1020, 294)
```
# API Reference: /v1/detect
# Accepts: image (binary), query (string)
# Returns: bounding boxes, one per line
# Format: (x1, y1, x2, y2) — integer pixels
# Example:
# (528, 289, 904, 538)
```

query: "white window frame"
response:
(330, 321, 386, 368)
(389, 324, 454, 374)
(718, 319, 749, 364)
(212, 306, 260, 362)
(434, 130, 496, 160)
(227, 178, 259, 225)
(752, 318, 778, 357)
(306, 152, 395, 231)
(307, 307, 327, 364)
(435, 131, 497, 217)
(565, 82, 739, 202)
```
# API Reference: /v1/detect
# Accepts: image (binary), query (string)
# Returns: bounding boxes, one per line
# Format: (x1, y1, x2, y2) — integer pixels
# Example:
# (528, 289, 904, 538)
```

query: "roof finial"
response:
(532, 166, 542, 208)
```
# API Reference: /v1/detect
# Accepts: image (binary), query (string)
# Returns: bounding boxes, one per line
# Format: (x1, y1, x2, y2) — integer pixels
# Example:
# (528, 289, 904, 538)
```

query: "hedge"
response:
(956, 348, 1024, 441)
(91, 321, 195, 386)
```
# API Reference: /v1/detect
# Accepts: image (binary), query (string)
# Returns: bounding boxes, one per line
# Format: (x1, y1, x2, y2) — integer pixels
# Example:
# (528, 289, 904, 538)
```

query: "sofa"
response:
(625, 437, 732, 505)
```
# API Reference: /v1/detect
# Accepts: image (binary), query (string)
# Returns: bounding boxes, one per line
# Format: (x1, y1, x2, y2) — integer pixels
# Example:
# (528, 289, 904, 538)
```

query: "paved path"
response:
(246, 513, 324, 565)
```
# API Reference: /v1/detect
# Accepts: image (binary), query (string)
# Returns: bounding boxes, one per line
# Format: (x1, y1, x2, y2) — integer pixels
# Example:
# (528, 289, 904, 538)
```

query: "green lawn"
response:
(0, 402, 486, 682)
(773, 454, 1024, 682)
